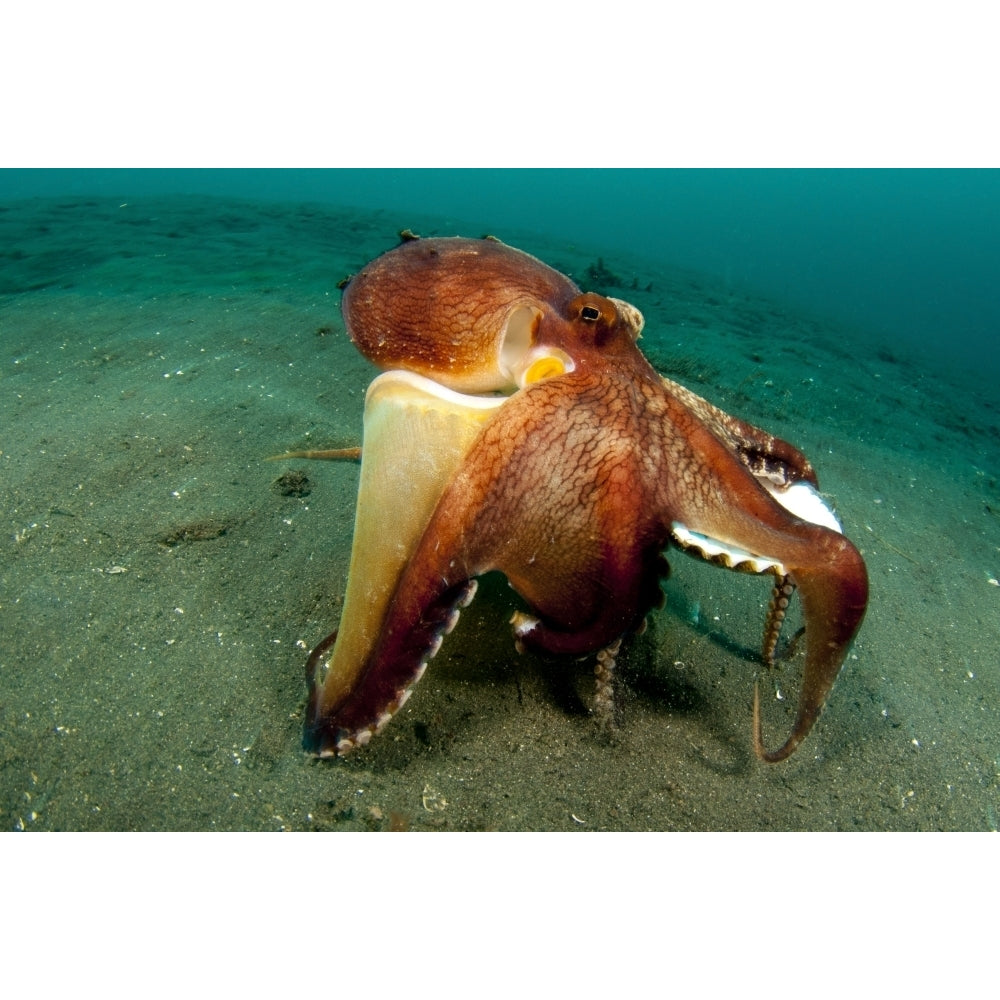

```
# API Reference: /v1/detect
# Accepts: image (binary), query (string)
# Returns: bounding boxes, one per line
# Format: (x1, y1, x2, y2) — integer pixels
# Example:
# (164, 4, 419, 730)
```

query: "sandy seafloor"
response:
(2, 195, 998, 832)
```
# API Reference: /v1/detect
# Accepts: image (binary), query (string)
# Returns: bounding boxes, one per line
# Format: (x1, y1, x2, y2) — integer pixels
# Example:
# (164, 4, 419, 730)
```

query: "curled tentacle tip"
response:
(752, 681, 798, 764)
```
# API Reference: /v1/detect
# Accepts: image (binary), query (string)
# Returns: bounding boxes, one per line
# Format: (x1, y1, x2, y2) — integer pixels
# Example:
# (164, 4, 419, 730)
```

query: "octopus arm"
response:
(659, 405, 869, 762)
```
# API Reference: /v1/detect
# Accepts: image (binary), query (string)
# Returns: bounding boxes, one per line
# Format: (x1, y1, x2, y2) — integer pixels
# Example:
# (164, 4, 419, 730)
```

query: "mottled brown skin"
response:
(306, 238, 868, 762)
(342, 236, 580, 392)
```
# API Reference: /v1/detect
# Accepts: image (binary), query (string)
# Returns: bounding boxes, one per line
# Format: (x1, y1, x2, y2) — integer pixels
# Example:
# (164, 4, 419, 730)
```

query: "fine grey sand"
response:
(2, 195, 998, 830)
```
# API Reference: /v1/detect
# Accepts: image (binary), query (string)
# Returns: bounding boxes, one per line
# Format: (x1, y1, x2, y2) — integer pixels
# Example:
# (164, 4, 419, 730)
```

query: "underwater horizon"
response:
(3, 168, 999, 379)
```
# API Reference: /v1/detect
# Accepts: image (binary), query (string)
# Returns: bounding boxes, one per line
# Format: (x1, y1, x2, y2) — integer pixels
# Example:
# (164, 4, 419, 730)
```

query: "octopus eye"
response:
(581, 305, 601, 322)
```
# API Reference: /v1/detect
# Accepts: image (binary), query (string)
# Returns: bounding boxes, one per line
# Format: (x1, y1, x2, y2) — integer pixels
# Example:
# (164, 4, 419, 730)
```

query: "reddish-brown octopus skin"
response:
(341, 236, 580, 391)
(306, 238, 869, 762)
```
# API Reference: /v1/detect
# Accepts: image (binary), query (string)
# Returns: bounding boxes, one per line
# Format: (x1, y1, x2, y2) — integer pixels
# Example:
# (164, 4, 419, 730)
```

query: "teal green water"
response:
(1, 179, 999, 830)
(4, 168, 999, 376)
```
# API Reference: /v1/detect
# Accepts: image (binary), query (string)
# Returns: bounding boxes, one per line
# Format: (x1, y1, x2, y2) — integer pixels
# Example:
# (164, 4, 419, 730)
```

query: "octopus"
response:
(300, 235, 869, 763)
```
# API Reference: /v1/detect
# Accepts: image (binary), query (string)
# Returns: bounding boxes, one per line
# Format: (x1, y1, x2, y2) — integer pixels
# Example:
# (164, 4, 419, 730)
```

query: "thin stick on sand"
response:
(266, 447, 362, 462)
